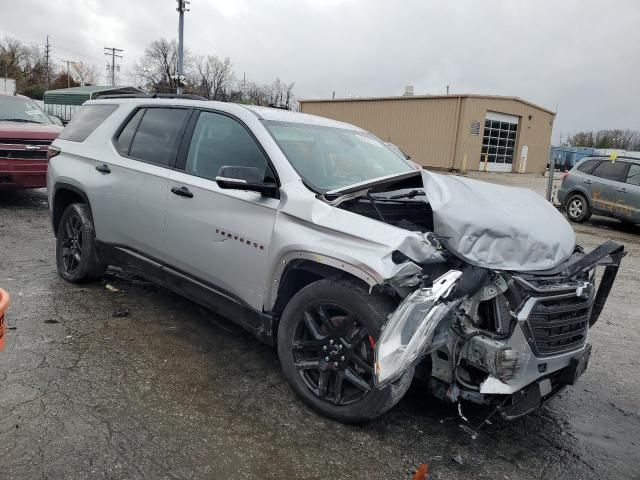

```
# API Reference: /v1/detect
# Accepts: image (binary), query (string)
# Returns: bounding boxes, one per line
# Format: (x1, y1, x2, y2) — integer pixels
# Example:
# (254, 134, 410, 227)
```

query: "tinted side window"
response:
(58, 104, 118, 142)
(590, 161, 628, 182)
(626, 164, 640, 186)
(577, 159, 600, 174)
(116, 108, 145, 155)
(129, 108, 190, 166)
(185, 111, 273, 181)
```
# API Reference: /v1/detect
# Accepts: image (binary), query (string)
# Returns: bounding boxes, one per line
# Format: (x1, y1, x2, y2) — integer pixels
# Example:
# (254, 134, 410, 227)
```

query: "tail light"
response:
(46, 145, 61, 160)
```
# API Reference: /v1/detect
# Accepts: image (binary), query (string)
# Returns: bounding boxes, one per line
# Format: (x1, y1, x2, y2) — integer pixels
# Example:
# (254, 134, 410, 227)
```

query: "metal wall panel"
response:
(299, 96, 555, 173)
(457, 97, 555, 173)
(299, 97, 460, 169)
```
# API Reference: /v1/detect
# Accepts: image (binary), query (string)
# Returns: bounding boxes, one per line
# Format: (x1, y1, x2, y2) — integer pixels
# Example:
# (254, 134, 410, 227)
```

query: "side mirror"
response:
(48, 115, 63, 127)
(215, 165, 278, 196)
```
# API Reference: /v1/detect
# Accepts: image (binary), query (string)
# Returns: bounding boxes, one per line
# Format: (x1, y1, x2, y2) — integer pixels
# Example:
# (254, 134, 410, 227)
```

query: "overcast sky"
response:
(2, 0, 639, 142)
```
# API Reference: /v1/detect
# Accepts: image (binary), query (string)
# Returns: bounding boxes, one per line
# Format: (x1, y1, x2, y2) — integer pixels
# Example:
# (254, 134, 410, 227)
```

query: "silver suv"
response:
(47, 97, 624, 423)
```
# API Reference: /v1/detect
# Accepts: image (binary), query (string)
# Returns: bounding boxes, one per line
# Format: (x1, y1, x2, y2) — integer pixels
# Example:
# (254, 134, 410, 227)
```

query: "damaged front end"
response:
(375, 240, 625, 419)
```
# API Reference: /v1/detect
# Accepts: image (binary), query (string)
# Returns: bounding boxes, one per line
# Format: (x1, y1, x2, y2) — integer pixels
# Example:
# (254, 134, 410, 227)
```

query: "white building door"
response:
(481, 111, 519, 172)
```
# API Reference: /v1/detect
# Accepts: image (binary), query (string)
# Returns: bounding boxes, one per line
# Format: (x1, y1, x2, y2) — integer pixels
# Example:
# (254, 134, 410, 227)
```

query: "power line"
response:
(104, 46, 123, 87)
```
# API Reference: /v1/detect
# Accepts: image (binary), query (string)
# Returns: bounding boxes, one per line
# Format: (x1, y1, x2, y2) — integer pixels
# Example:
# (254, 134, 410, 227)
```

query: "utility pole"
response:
(175, 0, 190, 94)
(63, 60, 75, 88)
(446, 85, 450, 95)
(44, 35, 51, 89)
(104, 47, 123, 87)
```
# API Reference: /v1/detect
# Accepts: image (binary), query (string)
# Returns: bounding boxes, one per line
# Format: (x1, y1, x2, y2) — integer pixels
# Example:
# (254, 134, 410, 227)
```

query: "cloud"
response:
(2, 0, 639, 141)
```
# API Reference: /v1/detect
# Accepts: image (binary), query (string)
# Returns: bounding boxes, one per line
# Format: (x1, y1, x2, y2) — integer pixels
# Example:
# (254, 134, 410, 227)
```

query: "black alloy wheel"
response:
(277, 278, 414, 423)
(60, 212, 84, 274)
(56, 203, 106, 283)
(292, 303, 375, 406)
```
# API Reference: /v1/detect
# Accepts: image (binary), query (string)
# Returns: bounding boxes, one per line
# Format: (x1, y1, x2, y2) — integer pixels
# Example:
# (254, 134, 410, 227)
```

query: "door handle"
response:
(171, 186, 193, 198)
(617, 187, 627, 193)
(95, 163, 111, 174)
(583, 179, 592, 184)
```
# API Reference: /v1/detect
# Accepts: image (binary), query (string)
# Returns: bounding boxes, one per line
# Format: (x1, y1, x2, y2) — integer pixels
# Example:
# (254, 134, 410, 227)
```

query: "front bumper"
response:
(376, 240, 624, 418)
(0, 158, 48, 189)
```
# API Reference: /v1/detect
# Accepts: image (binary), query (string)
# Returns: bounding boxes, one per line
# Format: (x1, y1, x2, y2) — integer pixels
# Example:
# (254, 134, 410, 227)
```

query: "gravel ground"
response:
(1, 175, 639, 480)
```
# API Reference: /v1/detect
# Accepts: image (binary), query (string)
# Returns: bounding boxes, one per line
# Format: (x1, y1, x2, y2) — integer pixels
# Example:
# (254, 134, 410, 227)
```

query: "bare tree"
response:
(134, 38, 190, 93)
(190, 55, 233, 100)
(0, 37, 27, 79)
(245, 81, 271, 106)
(567, 129, 640, 150)
(71, 61, 99, 86)
(267, 78, 296, 109)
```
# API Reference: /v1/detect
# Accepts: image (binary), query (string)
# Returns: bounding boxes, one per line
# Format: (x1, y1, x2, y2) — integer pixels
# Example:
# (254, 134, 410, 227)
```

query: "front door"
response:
(163, 110, 279, 311)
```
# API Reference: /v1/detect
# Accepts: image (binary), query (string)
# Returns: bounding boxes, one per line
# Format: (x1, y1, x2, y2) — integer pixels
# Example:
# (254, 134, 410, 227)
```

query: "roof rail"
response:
(93, 92, 207, 101)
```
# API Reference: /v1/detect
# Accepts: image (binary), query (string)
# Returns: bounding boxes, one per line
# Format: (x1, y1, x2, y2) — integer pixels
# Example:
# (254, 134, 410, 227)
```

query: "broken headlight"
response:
(375, 270, 462, 386)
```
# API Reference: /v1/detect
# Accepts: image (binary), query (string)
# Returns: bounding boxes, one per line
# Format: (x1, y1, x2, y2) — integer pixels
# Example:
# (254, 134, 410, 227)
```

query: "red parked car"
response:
(0, 92, 63, 190)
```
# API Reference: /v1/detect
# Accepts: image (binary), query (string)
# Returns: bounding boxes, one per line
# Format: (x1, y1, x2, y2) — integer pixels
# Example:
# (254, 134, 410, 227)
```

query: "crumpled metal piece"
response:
(421, 170, 576, 271)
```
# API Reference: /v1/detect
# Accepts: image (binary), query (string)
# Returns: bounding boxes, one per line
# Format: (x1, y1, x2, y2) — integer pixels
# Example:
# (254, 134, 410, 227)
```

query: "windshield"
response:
(265, 120, 414, 193)
(0, 95, 52, 124)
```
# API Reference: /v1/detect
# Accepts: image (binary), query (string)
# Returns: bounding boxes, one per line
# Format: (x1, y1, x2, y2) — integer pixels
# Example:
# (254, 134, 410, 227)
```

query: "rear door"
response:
(588, 160, 630, 219)
(91, 106, 192, 260)
(163, 109, 279, 310)
(622, 162, 640, 223)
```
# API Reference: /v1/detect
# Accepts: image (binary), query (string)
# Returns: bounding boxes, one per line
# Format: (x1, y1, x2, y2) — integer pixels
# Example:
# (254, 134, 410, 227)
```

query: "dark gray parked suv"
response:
(558, 156, 640, 223)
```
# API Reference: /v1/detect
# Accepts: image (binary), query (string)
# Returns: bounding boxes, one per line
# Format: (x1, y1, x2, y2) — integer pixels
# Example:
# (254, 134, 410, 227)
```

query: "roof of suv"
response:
(86, 97, 363, 131)
(580, 155, 640, 165)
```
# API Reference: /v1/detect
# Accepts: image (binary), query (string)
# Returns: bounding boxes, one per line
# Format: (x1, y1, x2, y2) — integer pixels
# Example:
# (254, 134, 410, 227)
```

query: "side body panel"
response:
(90, 154, 171, 260)
(164, 170, 278, 310)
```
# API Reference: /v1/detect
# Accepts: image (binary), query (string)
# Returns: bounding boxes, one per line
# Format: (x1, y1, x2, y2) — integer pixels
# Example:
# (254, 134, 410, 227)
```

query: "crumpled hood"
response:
(421, 170, 576, 271)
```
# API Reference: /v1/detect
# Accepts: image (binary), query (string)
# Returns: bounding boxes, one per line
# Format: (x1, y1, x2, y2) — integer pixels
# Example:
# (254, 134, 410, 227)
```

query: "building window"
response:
(481, 114, 519, 171)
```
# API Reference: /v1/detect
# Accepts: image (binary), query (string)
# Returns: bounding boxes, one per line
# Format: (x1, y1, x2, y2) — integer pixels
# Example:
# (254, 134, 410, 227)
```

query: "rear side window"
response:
(577, 159, 600, 174)
(129, 108, 190, 166)
(58, 104, 118, 142)
(626, 164, 640, 186)
(116, 108, 145, 155)
(591, 160, 629, 182)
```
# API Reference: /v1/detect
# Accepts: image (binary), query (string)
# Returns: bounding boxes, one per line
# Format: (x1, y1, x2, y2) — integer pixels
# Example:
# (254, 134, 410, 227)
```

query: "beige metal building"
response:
(298, 94, 555, 173)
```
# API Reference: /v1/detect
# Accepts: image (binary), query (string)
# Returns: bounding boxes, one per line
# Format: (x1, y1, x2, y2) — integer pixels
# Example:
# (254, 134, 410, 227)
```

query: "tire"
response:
(566, 193, 591, 223)
(277, 278, 413, 423)
(56, 203, 106, 283)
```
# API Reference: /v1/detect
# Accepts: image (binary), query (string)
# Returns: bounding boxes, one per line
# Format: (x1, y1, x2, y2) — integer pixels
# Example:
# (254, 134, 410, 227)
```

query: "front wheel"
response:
(56, 203, 106, 283)
(277, 278, 413, 423)
(566, 194, 591, 223)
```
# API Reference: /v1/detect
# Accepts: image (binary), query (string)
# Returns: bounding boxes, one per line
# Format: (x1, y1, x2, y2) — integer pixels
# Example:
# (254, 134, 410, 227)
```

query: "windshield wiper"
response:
(386, 189, 425, 200)
(369, 189, 425, 201)
(0, 118, 41, 124)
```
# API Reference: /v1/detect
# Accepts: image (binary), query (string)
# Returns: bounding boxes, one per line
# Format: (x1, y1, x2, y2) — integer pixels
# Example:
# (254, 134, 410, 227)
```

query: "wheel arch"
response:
(52, 183, 92, 237)
(565, 187, 592, 209)
(267, 254, 382, 317)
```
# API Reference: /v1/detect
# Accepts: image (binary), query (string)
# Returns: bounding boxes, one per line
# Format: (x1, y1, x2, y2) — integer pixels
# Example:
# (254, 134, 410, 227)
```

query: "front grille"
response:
(0, 139, 51, 160)
(525, 295, 593, 356)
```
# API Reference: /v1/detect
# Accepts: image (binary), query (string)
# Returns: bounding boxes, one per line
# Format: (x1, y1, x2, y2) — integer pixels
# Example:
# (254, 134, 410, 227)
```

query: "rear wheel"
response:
(56, 203, 106, 283)
(277, 278, 413, 423)
(566, 194, 591, 223)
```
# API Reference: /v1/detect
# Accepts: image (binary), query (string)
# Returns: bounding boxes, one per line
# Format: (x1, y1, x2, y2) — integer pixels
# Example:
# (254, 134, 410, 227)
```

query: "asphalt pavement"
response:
(1, 177, 639, 479)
